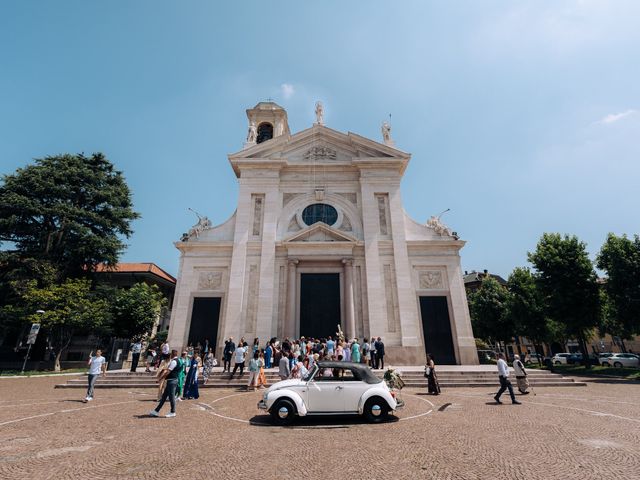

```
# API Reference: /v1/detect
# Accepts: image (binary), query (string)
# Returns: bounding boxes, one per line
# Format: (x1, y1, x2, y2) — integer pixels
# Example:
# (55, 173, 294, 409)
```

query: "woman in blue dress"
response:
(183, 352, 201, 400)
(264, 341, 273, 369)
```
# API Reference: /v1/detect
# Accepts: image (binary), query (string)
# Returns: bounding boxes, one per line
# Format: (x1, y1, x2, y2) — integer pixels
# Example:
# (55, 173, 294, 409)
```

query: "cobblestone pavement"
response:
(0, 375, 638, 479)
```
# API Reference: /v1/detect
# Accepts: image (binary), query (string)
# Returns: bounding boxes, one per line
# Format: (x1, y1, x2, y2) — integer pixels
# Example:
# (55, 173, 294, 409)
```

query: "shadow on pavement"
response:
(248, 414, 399, 428)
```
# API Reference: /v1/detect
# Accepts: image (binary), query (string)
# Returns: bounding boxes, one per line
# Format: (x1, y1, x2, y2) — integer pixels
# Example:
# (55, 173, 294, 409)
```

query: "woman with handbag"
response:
(425, 353, 441, 395)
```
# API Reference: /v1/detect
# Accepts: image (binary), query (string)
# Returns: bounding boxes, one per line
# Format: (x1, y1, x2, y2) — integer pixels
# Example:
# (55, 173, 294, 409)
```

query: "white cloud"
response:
(598, 109, 636, 125)
(280, 83, 295, 100)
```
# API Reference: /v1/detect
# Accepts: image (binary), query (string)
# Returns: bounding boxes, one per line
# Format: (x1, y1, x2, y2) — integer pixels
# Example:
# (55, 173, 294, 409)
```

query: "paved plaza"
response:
(0, 375, 638, 479)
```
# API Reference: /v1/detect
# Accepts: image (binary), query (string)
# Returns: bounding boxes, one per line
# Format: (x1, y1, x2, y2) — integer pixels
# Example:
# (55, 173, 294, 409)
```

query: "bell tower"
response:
(243, 101, 290, 149)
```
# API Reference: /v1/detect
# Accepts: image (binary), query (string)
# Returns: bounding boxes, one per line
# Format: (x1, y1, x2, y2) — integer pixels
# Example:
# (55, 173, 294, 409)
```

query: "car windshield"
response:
(303, 365, 318, 382)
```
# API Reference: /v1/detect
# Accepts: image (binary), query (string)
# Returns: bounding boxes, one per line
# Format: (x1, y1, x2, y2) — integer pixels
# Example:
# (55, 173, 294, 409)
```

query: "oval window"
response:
(302, 203, 338, 226)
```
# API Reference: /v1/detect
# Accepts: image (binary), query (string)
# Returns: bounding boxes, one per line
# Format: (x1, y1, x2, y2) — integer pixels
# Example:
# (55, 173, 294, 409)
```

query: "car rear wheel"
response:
(363, 397, 389, 423)
(613, 362, 623, 368)
(270, 398, 296, 426)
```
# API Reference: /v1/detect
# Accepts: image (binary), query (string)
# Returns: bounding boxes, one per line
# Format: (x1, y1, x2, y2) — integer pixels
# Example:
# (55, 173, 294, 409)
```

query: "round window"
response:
(302, 203, 338, 226)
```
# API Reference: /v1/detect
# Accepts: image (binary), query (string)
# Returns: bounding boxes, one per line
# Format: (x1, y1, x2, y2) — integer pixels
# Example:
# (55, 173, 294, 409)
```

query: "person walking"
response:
(149, 350, 180, 418)
(223, 337, 235, 373)
(247, 351, 260, 390)
(202, 350, 215, 384)
(369, 337, 377, 368)
(351, 338, 361, 364)
(183, 352, 201, 399)
(229, 342, 247, 379)
(145, 346, 156, 373)
(512, 354, 530, 394)
(494, 352, 521, 405)
(425, 354, 441, 395)
(257, 351, 267, 388)
(84, 349, 106, 402)
(156, 355, 170, 401)
(278, 351, 290, 380)
(130, 340, 142, 372)
(160, 341, 170, 361)
(264, 341, 273, 369)
(176, 351, 187, 400)
(375, 337, 385, 370)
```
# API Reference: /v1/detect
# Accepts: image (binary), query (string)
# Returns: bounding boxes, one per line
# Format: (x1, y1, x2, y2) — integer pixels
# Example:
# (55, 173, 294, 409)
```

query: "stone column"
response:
(285, 259, 298, 338)
(342, 258, 356, 340)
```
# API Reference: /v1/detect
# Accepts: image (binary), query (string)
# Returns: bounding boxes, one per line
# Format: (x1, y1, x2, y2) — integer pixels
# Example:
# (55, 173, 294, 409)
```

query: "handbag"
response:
(212, 357, 218, 367)
(424, 366, 431, 377)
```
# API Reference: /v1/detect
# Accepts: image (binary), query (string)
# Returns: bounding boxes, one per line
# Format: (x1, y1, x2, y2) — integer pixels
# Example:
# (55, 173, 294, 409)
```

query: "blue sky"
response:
(1, 1, 639, 277)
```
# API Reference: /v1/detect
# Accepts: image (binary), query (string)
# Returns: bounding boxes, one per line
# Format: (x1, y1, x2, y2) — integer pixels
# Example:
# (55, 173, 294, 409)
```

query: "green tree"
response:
(468, 277, 514, 351)
(110, 283, 168, 340)
(528, 233, 600, 367)
(505, 267, 551, 363)
(0, 153, 139, 279)
(18, 278, 110, 371)
(596, 233, 640, 344)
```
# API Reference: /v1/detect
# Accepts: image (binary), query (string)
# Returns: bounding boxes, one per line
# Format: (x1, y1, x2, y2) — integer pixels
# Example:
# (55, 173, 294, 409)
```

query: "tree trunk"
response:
(55, 350, 62, 372)
(579, 334, 591, 369)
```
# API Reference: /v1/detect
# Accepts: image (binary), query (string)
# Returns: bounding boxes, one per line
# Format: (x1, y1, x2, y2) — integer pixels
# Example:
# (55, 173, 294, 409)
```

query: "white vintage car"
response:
(258, 361, 403, 425)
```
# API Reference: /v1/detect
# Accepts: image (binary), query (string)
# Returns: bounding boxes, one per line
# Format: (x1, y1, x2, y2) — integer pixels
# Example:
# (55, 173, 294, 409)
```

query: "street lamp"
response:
(21, 310, 44, 375)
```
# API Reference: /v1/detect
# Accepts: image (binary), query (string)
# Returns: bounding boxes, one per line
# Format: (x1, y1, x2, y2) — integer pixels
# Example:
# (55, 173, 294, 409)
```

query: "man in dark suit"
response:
(374, 337, 385, 370)
(223, 337, 235, 373)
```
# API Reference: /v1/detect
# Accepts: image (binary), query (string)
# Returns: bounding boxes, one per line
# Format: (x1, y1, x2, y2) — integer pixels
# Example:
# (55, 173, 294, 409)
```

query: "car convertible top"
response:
(313, 361, 383, 385)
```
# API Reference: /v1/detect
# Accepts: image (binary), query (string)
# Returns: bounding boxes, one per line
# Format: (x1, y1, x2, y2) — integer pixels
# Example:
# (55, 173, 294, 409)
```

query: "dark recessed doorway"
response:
(299, 273, 341, 339)
(419, 296, 456, 364)
(188, 297, 221, 352)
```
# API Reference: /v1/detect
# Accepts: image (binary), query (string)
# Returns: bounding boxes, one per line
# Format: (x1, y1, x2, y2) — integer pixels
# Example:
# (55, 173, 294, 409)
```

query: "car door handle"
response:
(335, 386, 343, 390)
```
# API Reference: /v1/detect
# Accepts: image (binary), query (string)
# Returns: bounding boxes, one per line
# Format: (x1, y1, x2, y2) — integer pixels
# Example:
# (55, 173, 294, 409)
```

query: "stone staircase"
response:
(55, 368, 586, 389)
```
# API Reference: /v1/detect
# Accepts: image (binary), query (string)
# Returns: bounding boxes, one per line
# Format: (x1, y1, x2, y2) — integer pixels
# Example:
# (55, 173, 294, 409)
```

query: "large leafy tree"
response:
(110, 283, 168, 340)
(468, 277, 514, 351)
(504, 267, 554, 363)
(17, 279, 111, 371)
(0, 153, 139, 279)
(596, 233, 640, 343)
(528, 233, 600, 367)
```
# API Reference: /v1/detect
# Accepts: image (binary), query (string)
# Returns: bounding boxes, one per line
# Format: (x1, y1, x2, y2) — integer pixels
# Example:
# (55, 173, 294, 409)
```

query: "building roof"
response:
(463, 270, 507, 286)
(94, 263, 176, 284)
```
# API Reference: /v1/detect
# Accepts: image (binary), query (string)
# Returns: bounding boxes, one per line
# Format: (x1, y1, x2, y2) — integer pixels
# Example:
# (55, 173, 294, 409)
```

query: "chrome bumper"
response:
(257, 400, 268, 410)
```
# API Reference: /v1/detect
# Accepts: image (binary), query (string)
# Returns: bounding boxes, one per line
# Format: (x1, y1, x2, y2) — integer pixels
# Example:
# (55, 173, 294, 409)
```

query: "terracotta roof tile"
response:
(95, 263, 176, 284)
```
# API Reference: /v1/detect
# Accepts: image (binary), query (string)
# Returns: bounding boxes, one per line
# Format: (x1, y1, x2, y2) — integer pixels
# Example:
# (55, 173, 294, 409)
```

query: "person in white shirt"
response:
(85, 349, 106, 402)
(229, 344, 247, 379)
(494, 353, 521, 405)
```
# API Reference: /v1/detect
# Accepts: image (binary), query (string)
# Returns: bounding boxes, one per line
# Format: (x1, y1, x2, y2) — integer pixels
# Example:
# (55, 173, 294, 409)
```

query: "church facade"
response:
(168, 102, 477, 365)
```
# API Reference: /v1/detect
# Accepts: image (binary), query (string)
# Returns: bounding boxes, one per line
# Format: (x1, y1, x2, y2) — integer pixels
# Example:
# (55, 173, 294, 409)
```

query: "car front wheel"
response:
(270, 398, 296, 426)
(613, 362, 623, 368)
(554, 361, 561, 365)
(363, 397, 389, 423)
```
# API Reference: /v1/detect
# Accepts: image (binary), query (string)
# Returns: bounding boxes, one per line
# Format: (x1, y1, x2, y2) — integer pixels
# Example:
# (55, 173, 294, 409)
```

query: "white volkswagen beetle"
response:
(258, 361, 403, 425)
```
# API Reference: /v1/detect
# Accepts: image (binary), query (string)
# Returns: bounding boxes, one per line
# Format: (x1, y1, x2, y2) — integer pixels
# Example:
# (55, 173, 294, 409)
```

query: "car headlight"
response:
(263, 392, 269, 401)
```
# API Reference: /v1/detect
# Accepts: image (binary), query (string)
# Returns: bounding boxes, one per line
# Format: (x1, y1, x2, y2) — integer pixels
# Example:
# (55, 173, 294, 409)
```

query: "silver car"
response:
(600, 353, 639, 368)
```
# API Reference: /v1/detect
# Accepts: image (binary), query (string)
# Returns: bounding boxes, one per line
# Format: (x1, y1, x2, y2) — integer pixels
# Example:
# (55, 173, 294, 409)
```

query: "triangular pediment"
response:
(283, 222, 358, 243)
(229, 124, 409, 162)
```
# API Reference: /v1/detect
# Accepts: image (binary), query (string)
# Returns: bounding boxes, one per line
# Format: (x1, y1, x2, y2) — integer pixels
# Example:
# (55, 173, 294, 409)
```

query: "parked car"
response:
(600, 353, 640, 368)
(524, 353, 545, 364)
(567, 353, 600, 366)
(258, 361, 403, 425)
(552, 353, 572, 365)
(477, 350, 497, 364)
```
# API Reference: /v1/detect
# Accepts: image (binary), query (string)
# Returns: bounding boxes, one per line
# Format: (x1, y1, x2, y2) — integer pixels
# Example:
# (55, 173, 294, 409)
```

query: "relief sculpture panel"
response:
(198, 271, 223, 290)
(418, 270, 445, 290)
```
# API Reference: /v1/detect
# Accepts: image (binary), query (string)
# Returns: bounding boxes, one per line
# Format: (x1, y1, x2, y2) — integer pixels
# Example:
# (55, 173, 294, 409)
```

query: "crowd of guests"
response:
(222, 335, 388, 388)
